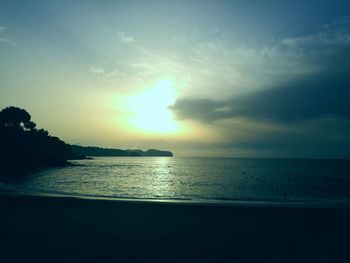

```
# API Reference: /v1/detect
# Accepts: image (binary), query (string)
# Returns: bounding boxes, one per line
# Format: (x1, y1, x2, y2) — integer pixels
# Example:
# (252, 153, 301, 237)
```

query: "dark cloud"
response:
(170, 46, 350, 124)
(170, 43, 350, 158)
(170, 98, 223, 122)
(171, 74, 350, 123)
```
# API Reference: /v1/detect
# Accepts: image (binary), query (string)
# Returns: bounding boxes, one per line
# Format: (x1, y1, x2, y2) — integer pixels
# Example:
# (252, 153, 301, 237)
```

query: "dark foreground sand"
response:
(1, 195, 350, 262)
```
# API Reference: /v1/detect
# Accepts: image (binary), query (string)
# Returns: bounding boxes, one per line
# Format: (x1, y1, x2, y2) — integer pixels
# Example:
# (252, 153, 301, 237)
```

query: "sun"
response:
(122, 79, 180, 133)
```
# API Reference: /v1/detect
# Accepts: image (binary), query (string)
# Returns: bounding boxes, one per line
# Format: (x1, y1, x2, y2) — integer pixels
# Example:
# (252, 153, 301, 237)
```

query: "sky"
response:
(1, 0, 350, 158)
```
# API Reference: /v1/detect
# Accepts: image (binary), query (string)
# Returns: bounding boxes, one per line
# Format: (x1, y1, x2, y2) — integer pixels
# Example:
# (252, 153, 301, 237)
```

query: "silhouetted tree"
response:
(37, 128, 49, 136)
(0, 106, 81, 178)
(24, 121, 36, 131)
(0, 106, 33, 129)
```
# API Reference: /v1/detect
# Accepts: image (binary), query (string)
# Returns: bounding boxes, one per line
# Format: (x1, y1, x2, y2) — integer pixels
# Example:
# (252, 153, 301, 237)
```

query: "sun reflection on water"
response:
(150, 157, 174, 198)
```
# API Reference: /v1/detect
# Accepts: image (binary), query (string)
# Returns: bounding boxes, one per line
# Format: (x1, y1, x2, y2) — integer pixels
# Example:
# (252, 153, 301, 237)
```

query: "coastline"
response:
(2, 178, 350, 209)
(1, 192, 350, 262)
(3, 188, 350, 208)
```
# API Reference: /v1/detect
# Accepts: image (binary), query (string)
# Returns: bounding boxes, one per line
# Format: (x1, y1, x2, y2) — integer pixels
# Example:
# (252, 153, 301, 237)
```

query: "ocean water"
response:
(4, 157, 350, 204)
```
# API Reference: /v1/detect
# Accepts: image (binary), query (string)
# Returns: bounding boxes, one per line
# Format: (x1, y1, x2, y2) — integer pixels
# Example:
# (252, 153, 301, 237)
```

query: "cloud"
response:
(171, 41, 350, 124)
(171, 16, 350, 124)
(282, 15, 350, 48)
(281, 32, 350, 48)
(170, 98, 223, 122)
(0, 25, 17, 46)
(171, 70, 350, 123)
(0, 38, 16, 46)
(321, 15, 350, 30)
(117, 31, 135, 44)
(169, 27, 323, 99)
(168, 17, 350, 158)
(89, 67, 105, 74)
(105, 69, 122, 78)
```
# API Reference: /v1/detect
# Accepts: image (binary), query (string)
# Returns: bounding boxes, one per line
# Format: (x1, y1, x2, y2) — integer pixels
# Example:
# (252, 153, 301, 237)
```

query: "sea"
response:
(2, 157, 350, 205)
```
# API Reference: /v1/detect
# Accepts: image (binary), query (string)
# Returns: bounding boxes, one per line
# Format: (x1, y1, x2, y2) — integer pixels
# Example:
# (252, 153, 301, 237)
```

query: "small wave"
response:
(4, 187, 350, 208)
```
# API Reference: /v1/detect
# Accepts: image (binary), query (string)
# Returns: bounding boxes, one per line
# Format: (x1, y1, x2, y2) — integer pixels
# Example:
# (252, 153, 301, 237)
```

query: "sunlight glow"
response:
(123, 80, 180, 133)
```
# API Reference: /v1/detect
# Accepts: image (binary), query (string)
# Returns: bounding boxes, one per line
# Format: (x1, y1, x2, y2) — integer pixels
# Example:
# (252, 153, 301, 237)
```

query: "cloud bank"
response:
(168, 17, 350, 157)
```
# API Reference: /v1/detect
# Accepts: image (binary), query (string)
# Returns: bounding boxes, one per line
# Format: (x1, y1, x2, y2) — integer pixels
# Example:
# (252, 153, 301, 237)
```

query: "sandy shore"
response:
(1, 194, 350, 262)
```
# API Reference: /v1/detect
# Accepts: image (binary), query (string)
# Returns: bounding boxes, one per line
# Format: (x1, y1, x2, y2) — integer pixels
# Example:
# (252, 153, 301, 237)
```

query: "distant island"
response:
(0, 106, 172, 179)
(71, 145, 173, 157)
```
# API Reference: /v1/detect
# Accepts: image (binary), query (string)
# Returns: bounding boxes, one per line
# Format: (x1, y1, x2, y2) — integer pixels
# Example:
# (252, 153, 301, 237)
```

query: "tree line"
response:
(0, 106, 80, 178)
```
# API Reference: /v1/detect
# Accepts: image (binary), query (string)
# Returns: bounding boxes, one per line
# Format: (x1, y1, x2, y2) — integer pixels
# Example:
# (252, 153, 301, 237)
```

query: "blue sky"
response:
(1, 0, 350, 157)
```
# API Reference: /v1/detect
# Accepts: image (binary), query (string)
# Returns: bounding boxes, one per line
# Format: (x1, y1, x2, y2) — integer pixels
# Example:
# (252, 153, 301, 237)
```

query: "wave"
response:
(3, 186, 350, 208)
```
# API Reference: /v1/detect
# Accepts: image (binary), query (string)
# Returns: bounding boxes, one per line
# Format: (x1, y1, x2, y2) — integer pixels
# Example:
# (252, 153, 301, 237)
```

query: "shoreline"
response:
(2, 187, 350, 208)
(1, 192, 350, 262)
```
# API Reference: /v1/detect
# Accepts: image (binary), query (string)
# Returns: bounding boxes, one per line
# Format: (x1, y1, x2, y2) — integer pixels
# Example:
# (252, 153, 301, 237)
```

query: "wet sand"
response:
(1, 194, 350, 262)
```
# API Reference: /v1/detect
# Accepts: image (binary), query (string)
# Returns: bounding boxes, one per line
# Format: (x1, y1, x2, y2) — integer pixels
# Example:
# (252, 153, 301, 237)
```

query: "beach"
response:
(1, 194, 350, 262)
(2, 1, 350, 262)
